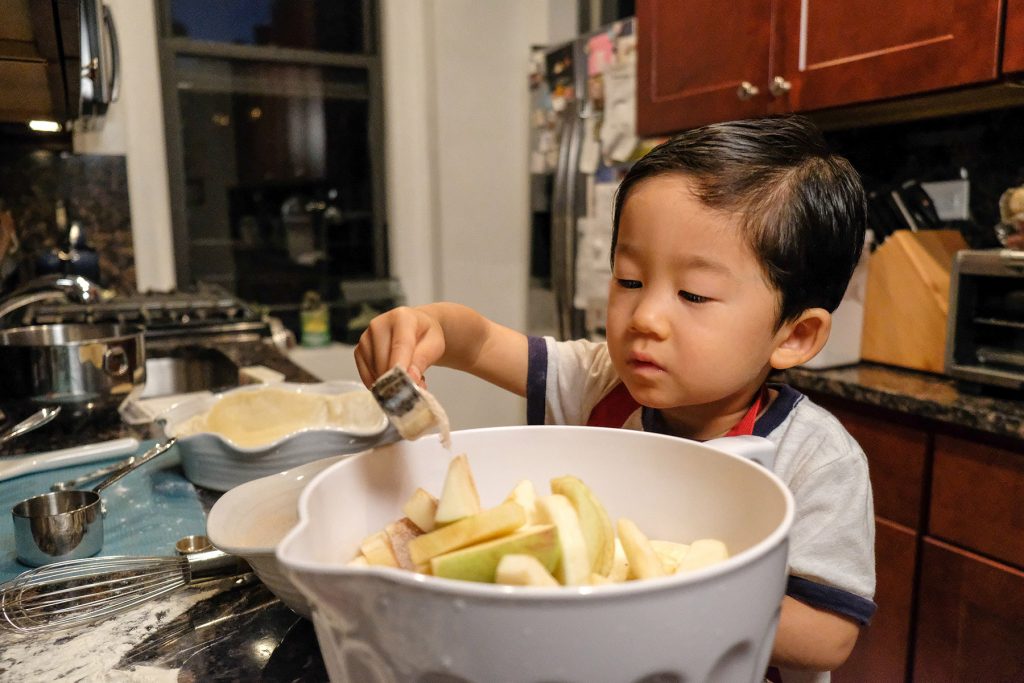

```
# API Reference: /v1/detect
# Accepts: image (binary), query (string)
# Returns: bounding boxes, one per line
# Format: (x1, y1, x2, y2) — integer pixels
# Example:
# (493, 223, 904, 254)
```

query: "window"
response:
(158, 0, 385, 336)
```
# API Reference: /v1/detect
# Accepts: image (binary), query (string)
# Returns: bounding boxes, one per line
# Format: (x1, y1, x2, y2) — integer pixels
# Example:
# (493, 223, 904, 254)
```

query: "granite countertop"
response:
(0, 339, 330, 681)
(778, 361, 1024, 442)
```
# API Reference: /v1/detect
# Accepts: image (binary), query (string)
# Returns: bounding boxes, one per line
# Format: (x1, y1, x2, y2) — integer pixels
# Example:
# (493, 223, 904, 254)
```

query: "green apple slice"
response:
(495, 553, 560, 587)
(550, 475, 615, 576)
(535, 494, 591, 585)
(431, 525, 560, 583)
(504, 479, 539, 524)
(617, 518, 666, 580)
(676, 538, 729, 573)
(434, 453, 481, 526)
(408, 500, 526, 566)
(650, 539, 691, 574)
(402, 487, 438, 532)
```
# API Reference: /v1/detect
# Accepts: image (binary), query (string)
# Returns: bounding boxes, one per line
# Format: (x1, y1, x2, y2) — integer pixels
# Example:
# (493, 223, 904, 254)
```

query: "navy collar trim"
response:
(642, 383, 803, 438)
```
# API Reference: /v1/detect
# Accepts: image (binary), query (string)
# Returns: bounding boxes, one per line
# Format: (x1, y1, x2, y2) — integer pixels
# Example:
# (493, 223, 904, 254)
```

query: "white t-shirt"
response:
(527, 337, 876, 683)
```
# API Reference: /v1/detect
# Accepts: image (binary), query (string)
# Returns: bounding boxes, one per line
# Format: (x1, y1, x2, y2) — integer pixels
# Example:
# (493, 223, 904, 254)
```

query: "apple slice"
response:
(495, 553, 560, 587)
(676, 538, 730, 573)
(431, 525, 559, 583)
(616, 518, 666, 580)
(347, 554, 370, 567)
(434, 454, 481, 526)
(402, 487, 439, 532)
(408, 500, 526, 566)
(385, 517, 424, 570)
(504, 479, 539, 524)
(550, 475, 615, 576)
(535, 494, 591, 585)
(650, 539, 691, 574)
(609, 537, 629, 582)
(359, 531, 399, 568)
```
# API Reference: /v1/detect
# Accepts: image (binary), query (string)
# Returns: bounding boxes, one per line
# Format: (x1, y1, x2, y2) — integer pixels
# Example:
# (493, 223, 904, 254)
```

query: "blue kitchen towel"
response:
(0, 440, 208, 583)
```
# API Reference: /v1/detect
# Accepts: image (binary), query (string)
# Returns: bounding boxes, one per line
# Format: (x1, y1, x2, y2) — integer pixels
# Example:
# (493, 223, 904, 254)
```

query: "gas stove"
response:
(13, 285, 282, 348)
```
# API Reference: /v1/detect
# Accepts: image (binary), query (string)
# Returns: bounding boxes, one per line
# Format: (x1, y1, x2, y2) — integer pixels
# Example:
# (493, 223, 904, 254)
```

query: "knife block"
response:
(860, 229, 968, 374)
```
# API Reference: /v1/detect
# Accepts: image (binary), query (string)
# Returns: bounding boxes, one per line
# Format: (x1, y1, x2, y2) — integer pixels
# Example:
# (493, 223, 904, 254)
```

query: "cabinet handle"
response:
(736, 81, 760, 101)
(770, 76, 792, 97)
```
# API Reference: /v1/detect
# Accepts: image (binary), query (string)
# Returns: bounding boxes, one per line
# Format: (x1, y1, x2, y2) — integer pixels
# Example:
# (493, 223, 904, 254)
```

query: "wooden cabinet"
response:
(0, 0, 77, 123)
(930, 434, 1024, 568)
(636, 0, 772, 136)
(834, 518, 917, 683)
(914, 539, 1024, 681)
(811, 393, 1024, 681)
(637, 0, 1004, 135)
(1005, 0, 1024, 74)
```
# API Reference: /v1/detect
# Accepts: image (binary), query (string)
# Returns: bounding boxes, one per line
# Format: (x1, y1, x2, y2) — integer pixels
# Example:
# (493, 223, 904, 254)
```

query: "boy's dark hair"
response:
(612, 115, 867, 328)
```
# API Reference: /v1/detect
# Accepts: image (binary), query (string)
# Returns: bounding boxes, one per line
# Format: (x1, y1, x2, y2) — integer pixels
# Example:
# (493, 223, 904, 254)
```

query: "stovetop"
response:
(14, 285, 272, 342)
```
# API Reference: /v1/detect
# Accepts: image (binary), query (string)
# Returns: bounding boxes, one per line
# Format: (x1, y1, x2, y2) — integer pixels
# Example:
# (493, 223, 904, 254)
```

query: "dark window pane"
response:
(170, 0, 370, 54)
(175, 56, 379, 308)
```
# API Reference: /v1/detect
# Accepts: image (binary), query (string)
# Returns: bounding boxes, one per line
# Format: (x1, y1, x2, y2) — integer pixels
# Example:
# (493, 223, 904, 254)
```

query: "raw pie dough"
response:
(178, 387, 385, 447)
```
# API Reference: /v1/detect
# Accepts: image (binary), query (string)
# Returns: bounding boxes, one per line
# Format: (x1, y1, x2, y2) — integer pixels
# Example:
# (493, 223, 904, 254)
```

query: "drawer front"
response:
(914, 538, 1024, 681)
(931, 433, 1024, 568)
(834, 518, 916, 683)
(825, 402, 928, 529)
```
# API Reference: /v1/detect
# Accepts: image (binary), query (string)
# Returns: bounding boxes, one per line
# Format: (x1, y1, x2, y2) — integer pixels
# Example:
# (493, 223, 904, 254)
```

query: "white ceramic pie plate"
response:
(156, 381, 393, 491)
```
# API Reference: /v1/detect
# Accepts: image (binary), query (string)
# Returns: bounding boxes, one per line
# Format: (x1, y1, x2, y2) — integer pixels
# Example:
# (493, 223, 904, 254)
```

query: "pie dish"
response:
(155, 381, 393, 491)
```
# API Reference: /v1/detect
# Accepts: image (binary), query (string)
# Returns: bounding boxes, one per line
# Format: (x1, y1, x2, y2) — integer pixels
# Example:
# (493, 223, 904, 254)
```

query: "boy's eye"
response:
(679, 290, 709, 304)
(616, 278, 642, 289)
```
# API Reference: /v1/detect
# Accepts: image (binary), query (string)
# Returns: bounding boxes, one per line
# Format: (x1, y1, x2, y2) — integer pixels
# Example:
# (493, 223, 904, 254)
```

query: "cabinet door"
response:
(636, 0, 772, 135)
(914, 538, 1024, 681)
(834, 518, 916, 683)
(1006, 0, 1024, 74)
(770, 0, 1003, 114)
(930, 433, 1024, 569)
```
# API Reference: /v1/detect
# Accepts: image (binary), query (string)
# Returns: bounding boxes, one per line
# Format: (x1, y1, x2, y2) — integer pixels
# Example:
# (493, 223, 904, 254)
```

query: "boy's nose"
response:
(630, 295, 671, 339)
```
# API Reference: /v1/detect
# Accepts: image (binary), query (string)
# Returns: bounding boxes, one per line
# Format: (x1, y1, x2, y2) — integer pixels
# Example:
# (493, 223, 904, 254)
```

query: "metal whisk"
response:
(0, 549, 249, 633)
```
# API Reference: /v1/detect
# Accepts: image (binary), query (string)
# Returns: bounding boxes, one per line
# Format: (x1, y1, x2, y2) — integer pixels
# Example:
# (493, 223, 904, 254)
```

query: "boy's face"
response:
(607, 174, 789, 413)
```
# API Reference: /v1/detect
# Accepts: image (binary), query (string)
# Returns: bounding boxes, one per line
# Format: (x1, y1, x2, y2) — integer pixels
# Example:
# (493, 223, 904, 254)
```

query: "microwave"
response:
(946, 249, 1024, 390)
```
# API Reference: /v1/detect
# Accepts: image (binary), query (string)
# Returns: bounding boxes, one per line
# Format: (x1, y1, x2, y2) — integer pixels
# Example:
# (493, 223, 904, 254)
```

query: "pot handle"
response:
(702, 435, 776, 471)
(103, 346, 129, 377)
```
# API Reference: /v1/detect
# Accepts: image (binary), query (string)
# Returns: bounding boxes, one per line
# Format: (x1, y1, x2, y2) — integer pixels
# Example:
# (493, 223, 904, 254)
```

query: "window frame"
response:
(155, 0, 388, 290)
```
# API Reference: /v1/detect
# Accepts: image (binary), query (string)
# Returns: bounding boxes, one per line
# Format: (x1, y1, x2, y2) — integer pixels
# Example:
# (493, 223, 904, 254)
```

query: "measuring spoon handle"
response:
(92, 438, 177, 494)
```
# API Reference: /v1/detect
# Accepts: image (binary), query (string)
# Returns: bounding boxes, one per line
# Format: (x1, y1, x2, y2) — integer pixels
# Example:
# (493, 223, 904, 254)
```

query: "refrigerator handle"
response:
(551, 98, 582, 340)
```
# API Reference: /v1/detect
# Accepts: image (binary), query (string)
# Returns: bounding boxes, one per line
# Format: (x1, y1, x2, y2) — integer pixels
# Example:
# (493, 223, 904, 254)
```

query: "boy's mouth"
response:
(627, 352, 664, 372)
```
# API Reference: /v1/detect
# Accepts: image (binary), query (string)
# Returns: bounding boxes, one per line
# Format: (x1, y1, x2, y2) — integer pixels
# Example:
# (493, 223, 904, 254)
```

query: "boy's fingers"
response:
(382, 310, 419, 377)
(353, 349, 374, 389)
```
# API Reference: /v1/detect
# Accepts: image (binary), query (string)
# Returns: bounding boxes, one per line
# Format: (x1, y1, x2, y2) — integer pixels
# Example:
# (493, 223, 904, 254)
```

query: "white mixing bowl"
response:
(206, 455, 348, 617)
(277, 426, 794, 683)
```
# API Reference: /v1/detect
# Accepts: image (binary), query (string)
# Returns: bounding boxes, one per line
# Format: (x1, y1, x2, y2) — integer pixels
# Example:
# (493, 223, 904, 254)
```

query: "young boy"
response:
(355, 115, 875, 680)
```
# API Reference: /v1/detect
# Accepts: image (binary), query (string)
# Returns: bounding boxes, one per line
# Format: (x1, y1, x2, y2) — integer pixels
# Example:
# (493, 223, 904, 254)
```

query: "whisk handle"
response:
(184, 549, 250, 583)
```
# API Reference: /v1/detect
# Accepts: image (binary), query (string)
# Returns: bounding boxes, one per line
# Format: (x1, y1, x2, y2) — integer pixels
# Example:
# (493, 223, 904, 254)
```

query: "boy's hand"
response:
(354, 306, 446, 389)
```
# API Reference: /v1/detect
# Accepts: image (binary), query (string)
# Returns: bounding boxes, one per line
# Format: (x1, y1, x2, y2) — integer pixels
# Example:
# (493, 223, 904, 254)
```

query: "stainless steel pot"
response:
(0, 323, 146, 418)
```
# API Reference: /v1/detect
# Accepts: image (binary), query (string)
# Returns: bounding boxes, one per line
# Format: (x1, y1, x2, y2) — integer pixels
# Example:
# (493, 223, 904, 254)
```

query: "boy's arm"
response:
(354, 303, 529, 396)
(771, 596, 861, 672)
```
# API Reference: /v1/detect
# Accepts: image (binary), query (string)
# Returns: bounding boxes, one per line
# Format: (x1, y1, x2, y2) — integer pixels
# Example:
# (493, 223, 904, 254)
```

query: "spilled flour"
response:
(0, 586, 218, 682)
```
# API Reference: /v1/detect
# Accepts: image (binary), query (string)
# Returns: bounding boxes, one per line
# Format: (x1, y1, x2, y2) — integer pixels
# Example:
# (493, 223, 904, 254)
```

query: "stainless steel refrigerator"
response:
(528, 16, 659, 341)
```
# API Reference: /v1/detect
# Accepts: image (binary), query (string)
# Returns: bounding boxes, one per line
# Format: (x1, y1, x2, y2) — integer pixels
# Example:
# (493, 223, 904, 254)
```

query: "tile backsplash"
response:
(0, 148, 136, 294)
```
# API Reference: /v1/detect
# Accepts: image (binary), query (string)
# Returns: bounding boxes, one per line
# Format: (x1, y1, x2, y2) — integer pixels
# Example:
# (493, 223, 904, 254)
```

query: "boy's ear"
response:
(770, 308, 832, 370)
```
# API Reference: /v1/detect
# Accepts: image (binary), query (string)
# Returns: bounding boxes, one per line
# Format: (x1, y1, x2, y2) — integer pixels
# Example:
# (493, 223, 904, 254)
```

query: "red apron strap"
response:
(725, 384, 769, 437)
(586, 383, 768, 434)
(586, 383, 641, 427)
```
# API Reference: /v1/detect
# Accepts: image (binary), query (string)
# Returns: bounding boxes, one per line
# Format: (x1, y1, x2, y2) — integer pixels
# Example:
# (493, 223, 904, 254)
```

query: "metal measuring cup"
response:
(11, 438, 177, 567)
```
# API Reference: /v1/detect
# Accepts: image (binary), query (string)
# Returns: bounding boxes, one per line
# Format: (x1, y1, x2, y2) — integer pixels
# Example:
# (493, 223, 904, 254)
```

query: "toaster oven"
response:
(946, 249, 1024, 390)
